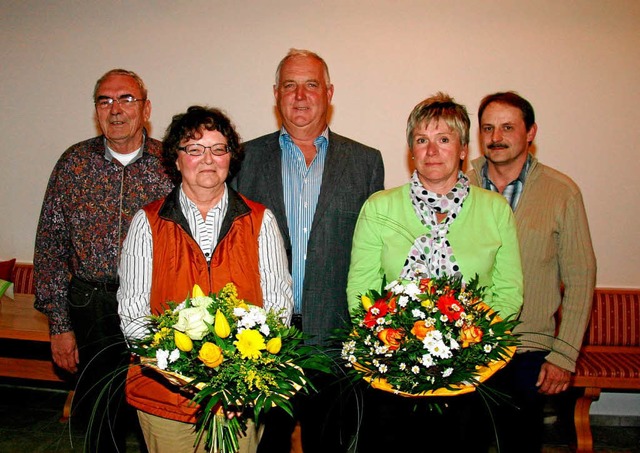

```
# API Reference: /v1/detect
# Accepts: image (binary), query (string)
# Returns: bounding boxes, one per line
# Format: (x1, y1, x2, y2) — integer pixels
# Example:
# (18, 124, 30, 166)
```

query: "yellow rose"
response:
(214, 309, 231, 338)
(198, 342, 224, 368)
(266, 337, 282, 354)
(174, 329, 193, 352)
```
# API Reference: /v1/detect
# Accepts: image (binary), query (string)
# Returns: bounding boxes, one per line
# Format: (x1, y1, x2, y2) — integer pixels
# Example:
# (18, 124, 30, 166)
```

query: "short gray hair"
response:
(274, 49, 331, 87)
(93, 68, 147, 102)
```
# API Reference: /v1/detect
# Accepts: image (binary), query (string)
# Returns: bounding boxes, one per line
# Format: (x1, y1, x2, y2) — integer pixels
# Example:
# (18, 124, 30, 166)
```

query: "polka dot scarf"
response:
(400, 170, 469, 280)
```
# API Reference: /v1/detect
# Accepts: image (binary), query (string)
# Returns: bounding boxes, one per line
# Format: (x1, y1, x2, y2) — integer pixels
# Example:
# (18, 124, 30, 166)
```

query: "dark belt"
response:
(72, 276, 120, 293)
(291, 314, 303, 331)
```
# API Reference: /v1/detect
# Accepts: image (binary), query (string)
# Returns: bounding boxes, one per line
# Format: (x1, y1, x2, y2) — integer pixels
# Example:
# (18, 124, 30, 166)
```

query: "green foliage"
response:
(130, 283, 331, 453)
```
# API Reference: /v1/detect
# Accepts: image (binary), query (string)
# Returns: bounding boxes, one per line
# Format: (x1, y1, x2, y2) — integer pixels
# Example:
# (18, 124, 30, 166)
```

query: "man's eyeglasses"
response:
(178, 144, 230, 157)
(95, 95, 147, 109)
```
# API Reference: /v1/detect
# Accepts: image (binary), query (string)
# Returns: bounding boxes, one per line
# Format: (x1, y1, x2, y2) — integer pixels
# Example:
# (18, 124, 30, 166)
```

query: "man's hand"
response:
(51, 331, 79, 373)
(536, 361, 571, 395)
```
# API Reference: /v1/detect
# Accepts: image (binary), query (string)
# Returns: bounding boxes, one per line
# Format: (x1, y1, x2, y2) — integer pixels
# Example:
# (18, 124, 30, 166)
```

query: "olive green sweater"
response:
(468, 155, 596, 372)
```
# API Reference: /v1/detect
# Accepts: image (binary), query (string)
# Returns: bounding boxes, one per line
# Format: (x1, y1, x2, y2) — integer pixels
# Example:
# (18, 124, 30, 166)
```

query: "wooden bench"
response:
(0, 262, 73, 421)
(570, 288, 640, 452)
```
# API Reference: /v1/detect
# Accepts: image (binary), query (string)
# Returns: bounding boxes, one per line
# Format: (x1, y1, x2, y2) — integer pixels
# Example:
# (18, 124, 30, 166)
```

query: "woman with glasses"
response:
(117, 106, 293, 453)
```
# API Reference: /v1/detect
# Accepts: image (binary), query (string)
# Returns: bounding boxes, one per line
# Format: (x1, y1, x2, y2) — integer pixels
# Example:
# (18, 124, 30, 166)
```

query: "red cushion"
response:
(585, 290, 640, 347)
(0, 258, 16, 281)
(12, 265, 35, 295)
(575, 350, 640, 380)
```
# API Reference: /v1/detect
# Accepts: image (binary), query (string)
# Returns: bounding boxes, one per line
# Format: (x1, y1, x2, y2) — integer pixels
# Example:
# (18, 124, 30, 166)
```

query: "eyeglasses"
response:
(95, 95, 147, 109)
(178, 143, 230, 157)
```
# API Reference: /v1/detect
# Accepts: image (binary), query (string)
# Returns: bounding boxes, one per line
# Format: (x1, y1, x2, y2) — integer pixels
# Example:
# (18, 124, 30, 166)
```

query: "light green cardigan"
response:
(347, 184, 523, 319)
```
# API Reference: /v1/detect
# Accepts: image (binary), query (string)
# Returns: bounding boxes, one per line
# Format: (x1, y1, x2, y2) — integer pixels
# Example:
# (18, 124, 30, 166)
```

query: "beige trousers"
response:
(138, 410, 261, 453)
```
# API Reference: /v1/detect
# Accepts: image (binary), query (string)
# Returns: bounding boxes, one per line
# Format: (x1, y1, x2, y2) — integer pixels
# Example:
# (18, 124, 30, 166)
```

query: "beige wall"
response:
(1, 0, 639, 417)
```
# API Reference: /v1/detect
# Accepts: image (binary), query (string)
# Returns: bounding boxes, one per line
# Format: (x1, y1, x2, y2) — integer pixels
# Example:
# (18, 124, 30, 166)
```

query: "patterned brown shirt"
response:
(34, 134, 173, 334)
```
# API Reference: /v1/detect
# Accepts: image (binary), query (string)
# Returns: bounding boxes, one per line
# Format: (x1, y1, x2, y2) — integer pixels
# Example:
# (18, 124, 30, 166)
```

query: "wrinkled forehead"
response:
(96, 74, 143, 98)
(280, 56, 328, 83)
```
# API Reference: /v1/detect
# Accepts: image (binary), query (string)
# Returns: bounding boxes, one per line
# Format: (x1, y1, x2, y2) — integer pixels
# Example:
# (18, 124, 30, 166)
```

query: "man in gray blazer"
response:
(233, 49, 384, 453)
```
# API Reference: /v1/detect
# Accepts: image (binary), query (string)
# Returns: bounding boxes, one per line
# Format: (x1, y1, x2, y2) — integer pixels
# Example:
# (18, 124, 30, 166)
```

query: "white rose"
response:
(190, 296, 214, 309)
(173, 306, 214, 340)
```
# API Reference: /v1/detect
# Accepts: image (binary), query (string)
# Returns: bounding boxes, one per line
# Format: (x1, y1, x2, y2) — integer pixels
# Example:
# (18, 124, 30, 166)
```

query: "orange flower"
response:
(459, 325, 483, 348)
(418, 278, 435, 294)
(387, 296, 398, 313)
(410, 320, 434, 340)
(377, 328, 404, 351)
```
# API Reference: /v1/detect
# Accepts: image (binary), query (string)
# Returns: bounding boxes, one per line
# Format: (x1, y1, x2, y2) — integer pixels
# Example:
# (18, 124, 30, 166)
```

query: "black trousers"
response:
(356, 385, 498, 453)
(68, 277, 133, 453)
(490, 351, 549, 453)
(257, 369, 360, 453)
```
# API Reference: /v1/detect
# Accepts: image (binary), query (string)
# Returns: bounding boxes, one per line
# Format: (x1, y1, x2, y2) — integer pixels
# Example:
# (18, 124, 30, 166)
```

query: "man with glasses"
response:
(34, 68, 173, 452)
(233, 49, 385, 453)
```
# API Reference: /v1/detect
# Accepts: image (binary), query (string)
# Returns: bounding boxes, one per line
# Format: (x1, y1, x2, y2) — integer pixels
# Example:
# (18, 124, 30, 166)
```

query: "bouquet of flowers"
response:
(341, 275, 518, 397)
(130, 283, 328, 453)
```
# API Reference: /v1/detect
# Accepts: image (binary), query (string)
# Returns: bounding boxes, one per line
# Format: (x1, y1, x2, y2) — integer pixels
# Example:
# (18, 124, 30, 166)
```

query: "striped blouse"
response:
(118, 184, 293, 340)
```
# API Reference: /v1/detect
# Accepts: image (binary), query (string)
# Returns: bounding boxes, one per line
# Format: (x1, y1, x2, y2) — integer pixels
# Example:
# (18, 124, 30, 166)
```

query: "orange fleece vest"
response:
(125, 190, 264, 422)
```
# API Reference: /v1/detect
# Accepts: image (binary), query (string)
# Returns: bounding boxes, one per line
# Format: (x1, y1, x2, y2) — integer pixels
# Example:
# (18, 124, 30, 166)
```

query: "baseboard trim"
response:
(590, 415, 640, 427)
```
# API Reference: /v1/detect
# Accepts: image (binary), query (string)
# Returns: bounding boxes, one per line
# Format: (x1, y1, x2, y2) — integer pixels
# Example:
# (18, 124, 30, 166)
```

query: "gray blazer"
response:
(232, 130, 384, 345)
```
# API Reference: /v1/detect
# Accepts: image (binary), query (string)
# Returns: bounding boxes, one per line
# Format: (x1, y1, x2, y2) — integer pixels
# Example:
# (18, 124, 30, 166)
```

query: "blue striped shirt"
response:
(280, 127, 329, 314)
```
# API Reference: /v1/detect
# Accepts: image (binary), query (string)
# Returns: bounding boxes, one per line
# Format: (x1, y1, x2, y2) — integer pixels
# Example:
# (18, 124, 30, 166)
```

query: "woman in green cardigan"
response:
(348, 92, 523, 319)
(348, 93, 523, 453)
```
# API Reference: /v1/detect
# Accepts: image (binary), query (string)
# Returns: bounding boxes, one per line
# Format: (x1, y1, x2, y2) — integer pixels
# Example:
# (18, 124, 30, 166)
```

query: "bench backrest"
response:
(11, 263, 34, 295)
(583, 288, 640, 347)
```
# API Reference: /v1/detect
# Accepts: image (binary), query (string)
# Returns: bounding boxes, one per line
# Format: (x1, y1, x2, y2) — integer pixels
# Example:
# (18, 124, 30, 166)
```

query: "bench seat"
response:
(570, 288, 640, 453)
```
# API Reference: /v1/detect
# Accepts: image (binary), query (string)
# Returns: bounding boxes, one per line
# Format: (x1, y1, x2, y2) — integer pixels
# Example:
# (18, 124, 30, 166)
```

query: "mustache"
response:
(488, 143, 509, 149)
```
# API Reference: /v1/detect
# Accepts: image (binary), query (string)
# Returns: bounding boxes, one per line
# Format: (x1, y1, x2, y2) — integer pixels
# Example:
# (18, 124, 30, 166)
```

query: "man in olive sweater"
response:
(467, 91, 596, 453)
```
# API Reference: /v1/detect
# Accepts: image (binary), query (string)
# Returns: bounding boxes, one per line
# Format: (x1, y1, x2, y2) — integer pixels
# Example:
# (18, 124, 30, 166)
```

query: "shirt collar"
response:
(481, 153, 532, 186)
(178, 183, 228, 214)
(279, 126, 329, 148)
(103, 133, 146, 164)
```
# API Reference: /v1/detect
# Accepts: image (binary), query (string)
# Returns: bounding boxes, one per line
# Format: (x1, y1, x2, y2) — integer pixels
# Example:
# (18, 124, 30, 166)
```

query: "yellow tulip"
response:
(266, 336, 282, 354)
(192, 284, 206, 298)
(361, 295, 373, 311)
(174, 329, 193, 352)
(214, 309, 231, 338)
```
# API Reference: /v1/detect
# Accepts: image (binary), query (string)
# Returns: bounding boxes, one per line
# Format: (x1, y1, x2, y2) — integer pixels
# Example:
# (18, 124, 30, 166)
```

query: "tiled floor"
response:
(0, 380, 145, 453)
(0, 380, 638, 452)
